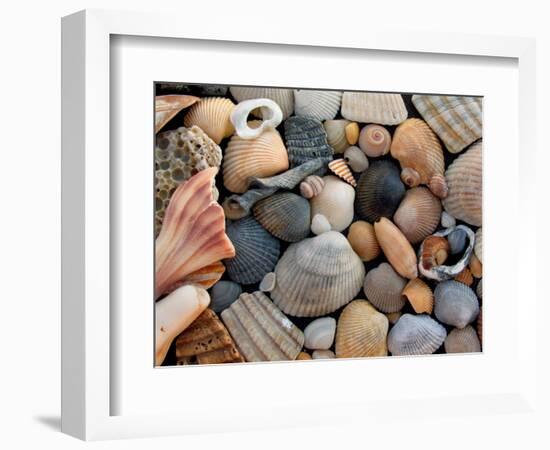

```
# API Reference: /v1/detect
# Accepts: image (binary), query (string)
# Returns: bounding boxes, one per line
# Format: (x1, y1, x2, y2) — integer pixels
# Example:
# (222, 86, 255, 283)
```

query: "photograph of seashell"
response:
(154, 84, 483, 367)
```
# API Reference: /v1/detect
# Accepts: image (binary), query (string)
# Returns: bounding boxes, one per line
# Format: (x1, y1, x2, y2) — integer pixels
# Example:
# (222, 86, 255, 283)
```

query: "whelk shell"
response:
(229, 86, 294, 119)
(285, 116, 333, 174)
(341, 92, 408, 125)
(345, 122, 360, 145)
(294, 89, 342, 121)
(300, 175, 325, 199)
(363, 263, 407, 313)
(347, 221, 380, 262)
(444, 325, 481, 354)
(155, 94, 199, 133)
(183, 97, 235, 144)
(388, 314, 447, 356)
(374, 217, 418, 279)
(344, 146, 369, 172)
(358, 124, 392, 158)
(402, 278, 434, 314)
(209, 280, 242, 313)
(324, 119, 351, 154)
(229, 98, 282, 139)
(328, 159, 357, 187)
(434, 280, 480, 328)
(310, 175, 355, 232)
(304, 317, 337, 350)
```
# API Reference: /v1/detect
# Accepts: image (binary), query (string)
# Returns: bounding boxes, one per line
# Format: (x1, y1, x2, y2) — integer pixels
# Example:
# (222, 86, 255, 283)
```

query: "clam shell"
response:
(402, 278, 434, 314)
(311, 213, 332, 235)
(374, 217, 418, 279)
(324, 120, 351, 153)
(183, 97, 235, 144)
(335, 300, 389, 358)
(393, 187, 442, 244)
(356, 161, 406, 222)
(300, 175, 325, 199)
(285, 116, 333, 174)
(310, 176, 355, 232)
(224, 217, 281, 285)
(155, 94, 199, 133)
(347, 221, 380, 262)
(271, 231, 365, 317)
(475, 228, 483, 263)
(390, 118, 448, 199)
(294, 89, 342, 121)
(345, 122, 360, 145)
(344, 146, 369, 172)
(341, 92, 408, 125)
(312, 350, 336, 359)
(412, 95, 482, 154)
(363, 263, 407, 313)
(388, 314, 446, 356)
(386, 311, 403, 325)
(229, 86, 294, 119)
(230, 98, 282, 139)
(221, 291, 304, 362)
(253, 192, 311, 242)
(444, 325, 481, 354)
(358, 124, 392, 157)
(328, 159, 356, 187)
(434, 280, 480, 328)
(442, 141, 483, 226)
(304, 317, 337, 350)
(210, 280, 242, 313)
(223, 124, 289, 193)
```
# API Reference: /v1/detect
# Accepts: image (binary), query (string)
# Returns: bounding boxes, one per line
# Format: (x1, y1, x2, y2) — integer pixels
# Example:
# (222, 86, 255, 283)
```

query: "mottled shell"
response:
(229, 86, 294, 119)
(363, 263, 407, 313)
(328, 159, 356, 187)
(221, 291, 304, 362)
(402, 278, 434, 314)
(324, 120, 351, 153)
(344, 146, 369, 172)
(304, 317, 337, 350)
(285, 116, 333, 174)
(294, 89, 342, 121)
(347, 221, 380, 262)
(224, 217, 280, 285)
(434, 280, 480, 328)
(335, 300, 389, 358)
(444, 326, 481, 354)
(355, 161, 406, 222)
(310, 176, 355, 232)
(300, 175, 325, 199)
(253, 192, 311, 242)
(388, 314, 447, 356)
(442, 141, 483, 226)
(341, 92, 408, 125)
(209, 280, 242, 313)
(271, 231, 366, 317)
(155, 94, 199, 133)
(412, 95, 482, 154)
(393, 187, 442, 244)
(374, 217, 418, 279)
(475, 227, 483, 263)
(183, 97, 235, 144)
(358, 124, 392, 158)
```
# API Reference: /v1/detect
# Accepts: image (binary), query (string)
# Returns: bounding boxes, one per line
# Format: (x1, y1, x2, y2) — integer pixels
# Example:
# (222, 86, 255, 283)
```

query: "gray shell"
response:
(448, 228, 468, 255)
(476, 278, 482, 299)
(434, 280, 480, 328)
(363, 263, 407, 313)
(444, 325, 481, 353)
(388, 314, 447, 356)
(209, 280, 242, 313)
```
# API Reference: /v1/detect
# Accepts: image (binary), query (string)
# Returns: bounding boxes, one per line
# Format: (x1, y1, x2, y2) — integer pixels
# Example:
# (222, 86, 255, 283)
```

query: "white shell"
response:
(259, 272, 276, 292)
(310, 176, 355, 232)
(311, 213, 332, 235)
(441, 211, 456, 228)
(294, 90, 342, 121)
(304, 317, 337, 350)
(341, 92, 408, 125)
(344, 146, 369, 172)
(230, 99, 283, 139)
(312, 350, 336, 359)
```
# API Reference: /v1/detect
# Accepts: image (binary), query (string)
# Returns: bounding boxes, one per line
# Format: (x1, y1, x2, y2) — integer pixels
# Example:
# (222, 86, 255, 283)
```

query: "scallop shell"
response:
(434, 280, 480, 328)
(454, 267, 474, 286)
(253, 192, 311, 242)
(345, 122, 360, 145)
(341, 92, 408, 125)
(374, 217, 418, 279)
(224, 217, 281, 285)
(442, 141, 483, 226)
(221, 291, 304, 362)
(312, 350, 336, 359)
(223, 124, 289, 193)
(347, 221, 380, 262)
(271, 231, 365, 317)
(335, 300, 389, 358)
(311, 213, 332, 235)
(344, 146, 369, 172)
(358, 124, 392, 157)
(294, 89, 342, 121)
(324, 120, 351, 153)
(328, 159, 356, 187)
(310, 176, 355, 232)
(363, 263, 407, 313)
(229, 86, 294, 119)
(475, 228, 483, 263)
(209, 280, 242, 313)
(355, 161, 406, 222)
(285, 116, 333, 174)
(183, 97, 235, 144)
(304, 317, 337, 350)
(388, 314, 447, 356)
(393, 187, 442, 244)
(390, 118, 448, 199)
(300, 175, 325, 199)
(412, 95, 482, 154)
(444, 325, 481, 354)
(230, 98, 282, 139)
(155, 94, 199, 133)
(402, 278, 434, 314)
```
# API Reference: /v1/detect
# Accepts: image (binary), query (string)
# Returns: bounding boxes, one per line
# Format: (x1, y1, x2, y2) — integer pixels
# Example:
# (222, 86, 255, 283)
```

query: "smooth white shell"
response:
(311, 213, 332, 235)
(441, 211, 456, 228)
(230, 99, 283, 139)
(310, 176, 355, 232)
(304, 317, 337, 350)
(312, 350, 336, 359)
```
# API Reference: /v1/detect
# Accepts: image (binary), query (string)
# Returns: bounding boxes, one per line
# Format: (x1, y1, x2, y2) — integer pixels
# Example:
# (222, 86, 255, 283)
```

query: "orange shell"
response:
(347, 221, 380, 262)
(183, 97, 235, 144)
(402, 278, 434, 314)
(328, 159, 356, 187)
(420, 235, 450, 271)
(454, 267, 474, 286)
(469, 253, 483, 278)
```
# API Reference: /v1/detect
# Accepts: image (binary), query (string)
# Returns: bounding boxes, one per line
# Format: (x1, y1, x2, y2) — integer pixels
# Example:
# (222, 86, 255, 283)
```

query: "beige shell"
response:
(328, 159, 356, 187)
(347, 221, 380, 262)
(335, 300, 389, 358)
(223, 124, 289, 193)
(341, 92, 407, 125)
(297, 352, 312, 360)
(221, 291, 304, 362)
(324, 119, 351, 153)
(393, 187, 442, 244)
(271, 231, 366, 317)
(183, 97, 235, 144)
(344, 146, 369, 172)
(469, 253, 483, 278)
(300, 175, 325, 199)
(358, 124, 392, 158)
(229, 86, 294, 119)
(345, 122, 360, 145)
(374, 217, 418, 279)
(363, 263, 407, 313)
(444, 325, 481, 354)
(390, 119, 448, 199)
(442, 141, 483, 226)
(310, 176, 355, 232)
(155, 94, 199, 133)
(294, 89, 342, 121)
(386, 311, 403, 325)
(475, 227, 483, 263)
(402, 278, 434, 314)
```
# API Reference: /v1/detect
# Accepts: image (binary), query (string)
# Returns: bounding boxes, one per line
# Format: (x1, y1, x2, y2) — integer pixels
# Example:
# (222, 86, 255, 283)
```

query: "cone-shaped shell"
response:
(442, 141, 482, 226)
(393, 187, 442, 244)
(388, 314, 447, 356)
(285, 116, 333, 174)
(253, 192, 311, 242)
(434, 280, 479, 328)
(223, 125, 289, 193)
(412, 95, 482, 154)
(304, 317, 336, 350)
(444, 325, 481, 354)
(475, 227, 483, 263)
(271, 231, 365, 317)
(155, 94, 199, 133)
(183, 97, 235, 144)
(221, 291, 304, 362)
(294, 89, 342, 121)
(341, 92, 408, 125)
(358, 124, 392, 158)
(335, 300, 389, 358)
(324, 119, 351, 153)
(402, 278, 434, 314)
(356, 161, 406, 222)
(229, 86, 294, 119)
(344, 146, 369, 172)
(363, 263, 407, 313)
(210, 280, 242, 313)
(374, 218, 418, 279)
(224, 217, 280, 285)
(347, 221, 380, 262)
(328, 159, 356, 187)
(310, 176, 355, 232)
(300, 175, 325, 199)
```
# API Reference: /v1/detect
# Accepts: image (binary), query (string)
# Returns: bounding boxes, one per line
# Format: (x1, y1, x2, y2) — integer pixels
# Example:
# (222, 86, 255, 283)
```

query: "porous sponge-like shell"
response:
(341, 92, 407, 125)
(183, 97, 235, 144)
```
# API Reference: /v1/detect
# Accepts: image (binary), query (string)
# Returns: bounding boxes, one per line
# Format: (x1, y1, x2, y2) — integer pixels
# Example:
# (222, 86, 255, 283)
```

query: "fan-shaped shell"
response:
(183, 97, 235, 144)
(224, 217, 281, 285)
(271, 231, 365, 317)
(229, 86, 294, 119)
(335, 300, 389, 358)
(356, 161, 406, 222)
(294, 89, 342, 121)
(341, 92, 408, 125)
(209, 280, 242, 313)
(310, 176, 355, 232)
(363, 263, 407, 313)
(221, 291, 304, 362)
(328, 159, 356, 187)
(253, 192, 311, 242)
(412, 95, 482, 154)
(347, 221, 380, 262)
(300, 175, 325, 199)
(285, 116, 333, 174)
(223, 125, 289, 193)
(434, 280, 479, 328)
(388, 314, 446, 356)
(155, 94, 199, 133)
(393, 187, 442, 244)
(444, 326, 481, 353)
(374, 217, 418, 279)
(442, 141, 482, 226)
(358, 124, 392, 157)
(475, 227, 483, 263)
(304, 317, 337, 350)
(402, 278, 434, 314)
(344, 146, 369, 172)
(324, 119, 351, 154)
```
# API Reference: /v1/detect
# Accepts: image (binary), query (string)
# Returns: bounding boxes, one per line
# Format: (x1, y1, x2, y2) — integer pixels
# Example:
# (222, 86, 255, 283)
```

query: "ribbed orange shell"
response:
(374, 217, 418, 279)
(183, 97, 235, 144)
(347, 221, 380, 262)
(402, 278, 434, 314)
(328, 159, 356, 187)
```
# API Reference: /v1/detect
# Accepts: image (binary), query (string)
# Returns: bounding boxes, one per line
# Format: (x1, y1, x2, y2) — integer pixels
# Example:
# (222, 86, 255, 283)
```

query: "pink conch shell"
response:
(155, 95, 199, 133)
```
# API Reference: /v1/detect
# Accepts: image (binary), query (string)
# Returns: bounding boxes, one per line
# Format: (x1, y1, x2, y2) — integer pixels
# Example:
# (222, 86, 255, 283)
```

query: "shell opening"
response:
(400, 168, 420, 187)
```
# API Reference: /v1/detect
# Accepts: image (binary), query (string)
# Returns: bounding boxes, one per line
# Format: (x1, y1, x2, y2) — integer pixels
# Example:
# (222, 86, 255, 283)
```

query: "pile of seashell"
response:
(154, 84, 483, 366)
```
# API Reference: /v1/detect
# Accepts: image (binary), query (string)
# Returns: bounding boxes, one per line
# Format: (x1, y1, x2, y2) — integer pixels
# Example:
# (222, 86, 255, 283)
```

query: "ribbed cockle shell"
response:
(183, 97, 235, 143)
(388, 314, 446, 356)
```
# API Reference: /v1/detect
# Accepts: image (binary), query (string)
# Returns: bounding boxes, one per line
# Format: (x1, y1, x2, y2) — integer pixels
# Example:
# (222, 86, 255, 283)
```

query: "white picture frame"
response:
(61, 8, 538, 441)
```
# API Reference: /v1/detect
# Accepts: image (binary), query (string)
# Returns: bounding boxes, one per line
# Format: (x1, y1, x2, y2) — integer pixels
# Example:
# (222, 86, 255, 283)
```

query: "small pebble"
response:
(312, 350, 336, 359)
(311, 214, 331, 235)
(441, 211, 456, 228)
(304, 317, 336, 350)
(259, 272, 276, 292)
